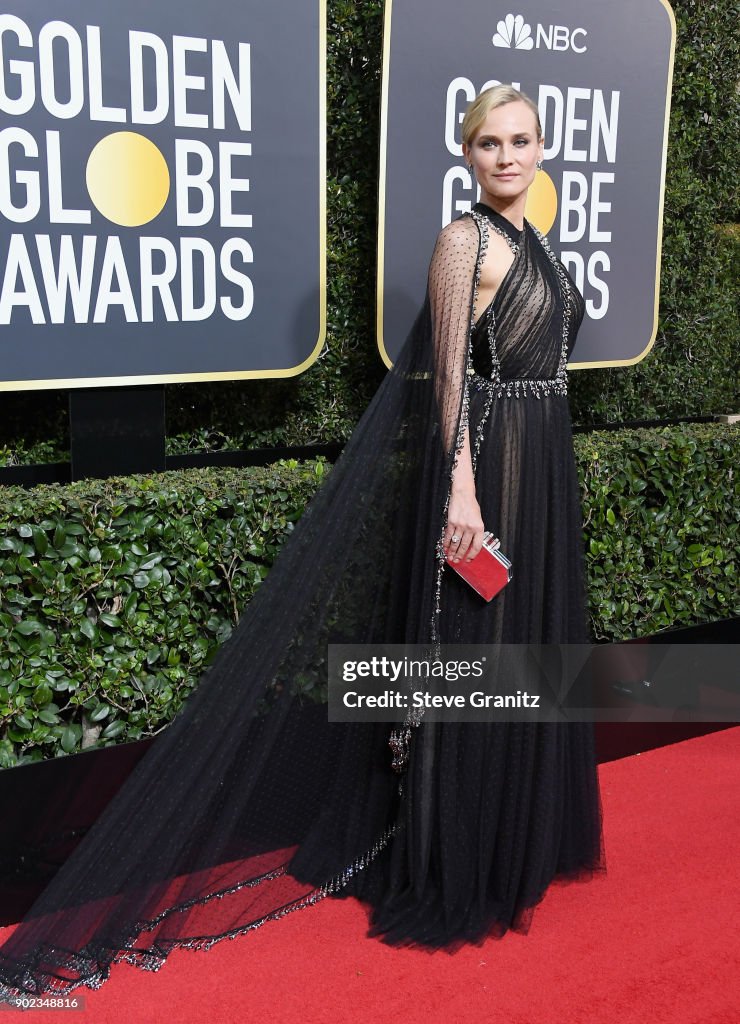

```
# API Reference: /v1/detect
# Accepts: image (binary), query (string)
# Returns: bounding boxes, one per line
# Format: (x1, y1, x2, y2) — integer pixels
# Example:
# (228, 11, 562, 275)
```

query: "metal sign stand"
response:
(69, 386, 166, 481)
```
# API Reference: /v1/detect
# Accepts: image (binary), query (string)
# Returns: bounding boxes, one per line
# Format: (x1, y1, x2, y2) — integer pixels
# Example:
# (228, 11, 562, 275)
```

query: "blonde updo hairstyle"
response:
(461, 85, 542, 149)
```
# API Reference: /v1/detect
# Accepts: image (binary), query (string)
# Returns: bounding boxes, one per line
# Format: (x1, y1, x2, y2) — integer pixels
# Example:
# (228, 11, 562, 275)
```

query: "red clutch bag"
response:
(445, 531, 513, 601)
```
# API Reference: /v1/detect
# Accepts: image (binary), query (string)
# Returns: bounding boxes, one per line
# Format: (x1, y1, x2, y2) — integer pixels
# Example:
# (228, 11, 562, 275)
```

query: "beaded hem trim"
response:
(0, 820, 402, 1001)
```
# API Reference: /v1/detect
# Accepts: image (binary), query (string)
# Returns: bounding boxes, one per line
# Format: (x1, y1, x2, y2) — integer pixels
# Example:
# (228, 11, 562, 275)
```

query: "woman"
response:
(0, 85, 605, 998)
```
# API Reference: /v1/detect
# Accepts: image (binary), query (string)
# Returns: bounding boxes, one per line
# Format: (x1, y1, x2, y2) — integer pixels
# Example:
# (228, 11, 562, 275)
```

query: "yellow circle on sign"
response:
(525, 169, 558, 235)
(86, 132, 170, 227)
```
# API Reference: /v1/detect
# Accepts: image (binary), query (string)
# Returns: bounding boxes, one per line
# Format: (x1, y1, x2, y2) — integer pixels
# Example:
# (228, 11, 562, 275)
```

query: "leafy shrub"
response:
(579, 423, 739, 638)
(0, 460, 327, 767)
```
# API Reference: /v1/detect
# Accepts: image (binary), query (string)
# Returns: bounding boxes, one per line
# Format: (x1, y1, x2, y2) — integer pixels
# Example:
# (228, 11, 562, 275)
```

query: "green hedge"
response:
(0, 0, 737, 465)
(1, 422, 738, 767)
(0, 460, 327, 768)
(580, 422, 739, 639)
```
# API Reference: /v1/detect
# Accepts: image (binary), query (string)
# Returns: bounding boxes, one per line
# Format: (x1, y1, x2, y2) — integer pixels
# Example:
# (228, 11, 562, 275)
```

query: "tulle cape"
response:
(0, 213, 496, 997)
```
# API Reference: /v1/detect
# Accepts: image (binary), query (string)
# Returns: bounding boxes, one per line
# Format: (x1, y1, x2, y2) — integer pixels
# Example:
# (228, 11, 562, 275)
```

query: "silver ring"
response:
(451, 534, 461, 544)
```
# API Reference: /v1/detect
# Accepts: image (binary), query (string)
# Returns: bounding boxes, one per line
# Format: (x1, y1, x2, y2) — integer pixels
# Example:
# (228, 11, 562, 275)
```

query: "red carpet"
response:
(3, 727, 738, 1024)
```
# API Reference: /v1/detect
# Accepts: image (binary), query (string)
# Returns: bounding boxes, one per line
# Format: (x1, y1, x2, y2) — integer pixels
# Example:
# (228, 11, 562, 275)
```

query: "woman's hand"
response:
(444, 487, 485, 563)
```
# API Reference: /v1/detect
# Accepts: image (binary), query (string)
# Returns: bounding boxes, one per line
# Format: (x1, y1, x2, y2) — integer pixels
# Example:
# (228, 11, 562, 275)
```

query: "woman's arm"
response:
(427, 217, 485, 563)
(446, 427, 484, 563)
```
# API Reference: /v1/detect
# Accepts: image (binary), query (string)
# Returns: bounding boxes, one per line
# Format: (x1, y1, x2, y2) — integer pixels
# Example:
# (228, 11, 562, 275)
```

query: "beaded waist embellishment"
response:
(468, 370, 567, 399)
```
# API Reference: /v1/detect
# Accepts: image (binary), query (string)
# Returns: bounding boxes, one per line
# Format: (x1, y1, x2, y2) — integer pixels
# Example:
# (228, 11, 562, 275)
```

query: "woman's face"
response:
(464, 100, 544, 203)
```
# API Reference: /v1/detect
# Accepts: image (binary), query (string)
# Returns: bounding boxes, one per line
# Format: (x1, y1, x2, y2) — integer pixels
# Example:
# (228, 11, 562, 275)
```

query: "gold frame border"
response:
(376, 0, 395, 370)
(376, 0, 677, 371)
(0, 0, 327, 392)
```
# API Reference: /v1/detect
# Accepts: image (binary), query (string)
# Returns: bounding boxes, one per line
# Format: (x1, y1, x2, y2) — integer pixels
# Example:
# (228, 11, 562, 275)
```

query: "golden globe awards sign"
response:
(0, 1, 325, 390)
(377, 0, 675, 368)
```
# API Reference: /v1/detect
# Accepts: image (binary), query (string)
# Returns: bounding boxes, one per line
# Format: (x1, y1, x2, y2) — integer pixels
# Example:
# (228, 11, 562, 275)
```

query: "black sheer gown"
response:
(337, 204, 604, 947)
(0, 202, 605, 998)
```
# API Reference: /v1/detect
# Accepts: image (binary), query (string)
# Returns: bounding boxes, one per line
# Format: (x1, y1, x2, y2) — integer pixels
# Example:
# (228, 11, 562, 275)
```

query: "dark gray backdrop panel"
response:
(0, 0, 324, 387)
(379, 0, 675, 368)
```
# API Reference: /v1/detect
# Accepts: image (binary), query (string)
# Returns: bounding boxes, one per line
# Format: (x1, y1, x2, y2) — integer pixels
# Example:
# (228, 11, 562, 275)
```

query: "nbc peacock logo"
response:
(492, 14, 534, 49)
(492, 12, 588, 53)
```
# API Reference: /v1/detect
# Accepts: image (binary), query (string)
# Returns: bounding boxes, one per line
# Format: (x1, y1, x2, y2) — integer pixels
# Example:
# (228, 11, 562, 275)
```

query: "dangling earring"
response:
(536, 159, 543, 171)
